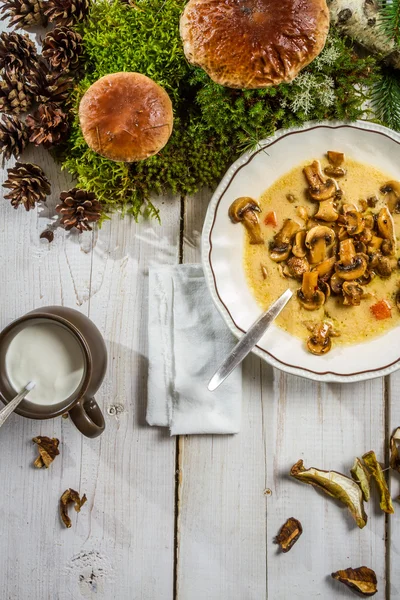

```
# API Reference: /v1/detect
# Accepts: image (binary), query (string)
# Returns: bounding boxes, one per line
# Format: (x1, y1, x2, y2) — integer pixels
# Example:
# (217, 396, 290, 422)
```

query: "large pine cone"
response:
(0, 31, 38, 77)
(0, 71, 34, 114)
(3, 162, 51, 210)
(26, 103, 69, 149)
(0, 0, 47, 28)
(0, 114, 29, 160)
(56, 188, 102, 232)
(44, 0, 90, 26)
(42, 27, 83, 72)
(27, 59, 73, 104)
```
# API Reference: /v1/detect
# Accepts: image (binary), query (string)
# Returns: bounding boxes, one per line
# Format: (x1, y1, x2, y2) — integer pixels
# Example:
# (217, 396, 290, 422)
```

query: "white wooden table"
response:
(0, 88, 399, 600)
(0, 144, 399, 600)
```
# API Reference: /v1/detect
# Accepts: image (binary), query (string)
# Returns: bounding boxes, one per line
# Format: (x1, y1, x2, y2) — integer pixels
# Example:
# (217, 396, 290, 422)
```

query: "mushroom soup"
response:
(233, 153, 400, 355)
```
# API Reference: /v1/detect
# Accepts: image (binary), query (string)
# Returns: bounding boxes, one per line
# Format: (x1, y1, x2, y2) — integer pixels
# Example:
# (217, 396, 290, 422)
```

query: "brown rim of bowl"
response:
(207, 123, 400, 378)
(0, 313, 92, 419)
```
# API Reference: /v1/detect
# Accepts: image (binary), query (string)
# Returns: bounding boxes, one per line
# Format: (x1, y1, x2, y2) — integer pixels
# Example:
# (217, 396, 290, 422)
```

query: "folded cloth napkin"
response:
(147, 264, 242, 435)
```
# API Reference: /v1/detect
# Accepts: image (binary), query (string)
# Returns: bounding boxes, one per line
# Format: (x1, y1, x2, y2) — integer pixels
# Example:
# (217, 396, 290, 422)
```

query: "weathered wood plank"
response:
(0, 139, 180, 598)
(264, 373, 387, 599)
(177, 190, 267, 600)
(388, 373, 400, 599)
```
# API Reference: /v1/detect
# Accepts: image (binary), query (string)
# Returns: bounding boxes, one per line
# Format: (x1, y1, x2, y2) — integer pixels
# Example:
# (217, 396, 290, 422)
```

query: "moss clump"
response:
(62, 0, 377, 220)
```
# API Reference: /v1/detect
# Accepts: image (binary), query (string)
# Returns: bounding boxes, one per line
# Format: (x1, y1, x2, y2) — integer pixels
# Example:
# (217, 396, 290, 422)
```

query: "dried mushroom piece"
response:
(350, 458, 371, 502)
(275, 517, 302, 553)
(331, 566, 378, 597)
(228, 197, 263, 244)
(33, 436, 60, 468)
(362, 451, 394, 514)
(290, 460, 367, 528)
(390, 427, 400, 473)
(60, 488, 87, 528)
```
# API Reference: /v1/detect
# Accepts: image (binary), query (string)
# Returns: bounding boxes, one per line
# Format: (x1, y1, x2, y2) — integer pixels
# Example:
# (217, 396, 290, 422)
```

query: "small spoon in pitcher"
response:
(0, 381, 35, 429)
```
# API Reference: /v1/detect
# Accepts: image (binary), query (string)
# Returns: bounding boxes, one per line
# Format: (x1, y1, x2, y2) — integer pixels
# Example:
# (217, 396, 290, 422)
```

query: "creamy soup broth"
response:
(244, 157, 400, 346)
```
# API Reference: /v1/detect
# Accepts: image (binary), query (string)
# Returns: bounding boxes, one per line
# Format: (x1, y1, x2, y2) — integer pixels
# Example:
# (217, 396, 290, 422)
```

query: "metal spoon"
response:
(208, 289, 293, 391)
(0, 381, 35, 429)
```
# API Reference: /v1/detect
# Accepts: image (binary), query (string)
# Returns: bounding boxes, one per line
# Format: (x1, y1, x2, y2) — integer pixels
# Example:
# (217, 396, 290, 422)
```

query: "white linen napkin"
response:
(147, 264, 242, 435)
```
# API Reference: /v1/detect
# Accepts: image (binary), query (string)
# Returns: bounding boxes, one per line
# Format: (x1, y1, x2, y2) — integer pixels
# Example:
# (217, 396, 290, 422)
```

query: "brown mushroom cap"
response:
(180, 0, 330, 89)
(79, 72, 173, 162)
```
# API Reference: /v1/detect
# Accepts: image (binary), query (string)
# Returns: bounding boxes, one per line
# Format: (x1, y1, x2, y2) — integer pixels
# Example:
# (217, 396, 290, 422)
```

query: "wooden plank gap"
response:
(173, 436, 184, 600)
(260, 361, 268, 600)
(174, 194, 186, 598)
(384, 375, 391, 600)
(179, 195, 186, 264)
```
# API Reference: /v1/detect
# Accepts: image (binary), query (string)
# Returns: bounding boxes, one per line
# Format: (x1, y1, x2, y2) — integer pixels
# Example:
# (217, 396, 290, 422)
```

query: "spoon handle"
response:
(208, 289, 293, 392)
(0, 382, 35, 429)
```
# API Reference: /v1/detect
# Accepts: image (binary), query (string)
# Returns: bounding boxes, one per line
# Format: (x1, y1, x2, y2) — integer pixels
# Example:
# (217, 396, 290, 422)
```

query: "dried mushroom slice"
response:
(362, 451, 394, 514)
(331, 566, 378, 596)
(60, 488, 87, 528)
(290, 460, 367, 528)
(275, 517, 302, 553)
(33, 436, 60, 468)
(390, 427, 400, 473)
(350, 458, 371, 502)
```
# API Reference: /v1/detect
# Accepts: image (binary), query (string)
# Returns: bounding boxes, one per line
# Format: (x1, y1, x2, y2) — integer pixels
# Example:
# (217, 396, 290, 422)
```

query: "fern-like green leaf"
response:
(378, 0, 400, 45)
(372, 69, 400, 131)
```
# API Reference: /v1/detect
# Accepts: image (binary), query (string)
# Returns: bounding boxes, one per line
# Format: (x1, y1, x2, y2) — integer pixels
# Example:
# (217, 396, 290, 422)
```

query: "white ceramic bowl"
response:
(202, 120, 400, 382)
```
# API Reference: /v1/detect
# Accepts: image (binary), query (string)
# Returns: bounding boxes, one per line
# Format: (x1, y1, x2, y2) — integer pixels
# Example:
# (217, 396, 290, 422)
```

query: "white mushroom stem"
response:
(328, 0, 400, 69)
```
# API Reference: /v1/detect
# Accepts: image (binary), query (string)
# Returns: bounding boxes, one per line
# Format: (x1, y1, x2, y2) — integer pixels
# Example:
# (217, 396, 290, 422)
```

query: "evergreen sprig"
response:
(372, 68, 400, 132)
(60, 0, 378, 220)
(378, 0, 400, 45)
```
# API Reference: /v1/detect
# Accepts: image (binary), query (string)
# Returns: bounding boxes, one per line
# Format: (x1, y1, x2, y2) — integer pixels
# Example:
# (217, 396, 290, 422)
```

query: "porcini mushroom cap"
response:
(79, 72, 173, 163)
(180, 0, 330, 89)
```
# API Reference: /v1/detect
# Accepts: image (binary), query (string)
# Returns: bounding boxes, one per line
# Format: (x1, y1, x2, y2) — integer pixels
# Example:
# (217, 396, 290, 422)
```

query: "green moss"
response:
(62, 0, 378, 220)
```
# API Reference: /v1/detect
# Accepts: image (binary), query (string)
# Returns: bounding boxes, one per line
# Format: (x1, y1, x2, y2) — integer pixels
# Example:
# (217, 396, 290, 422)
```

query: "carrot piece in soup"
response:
(370, 300, 392, 320)
(264, 211, 277, 227)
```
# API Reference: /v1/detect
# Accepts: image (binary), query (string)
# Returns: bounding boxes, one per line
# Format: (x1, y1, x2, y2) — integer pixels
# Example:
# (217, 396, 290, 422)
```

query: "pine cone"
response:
(0, 114, 29, 160)
(26, 103, 69, 148)
(28, 60, 73, 104)
(0, 0, 47, 28)
(3, 162, 51, 210)
(44, 0, 90, 26)
(56, 188, 102, 232)
(0, 31, 38, 77)
(42, 27, 83, 72)
(0, 71, 34, 114)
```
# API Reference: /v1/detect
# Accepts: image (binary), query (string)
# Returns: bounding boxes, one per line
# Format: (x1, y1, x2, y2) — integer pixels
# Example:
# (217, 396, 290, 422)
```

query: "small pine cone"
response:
(56, 188, 102, 232)
(0, 114, 29, 160)
(0, 71, 34, 114)
(3, 162, 51, 211)
(44, 0, 90, 27)
(28, 60, 73, 105)
(26, 103, 69, 149)
(42, 27, 83, 72)
(0, 0, 47, 29)
(0, 31, 38, 77)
